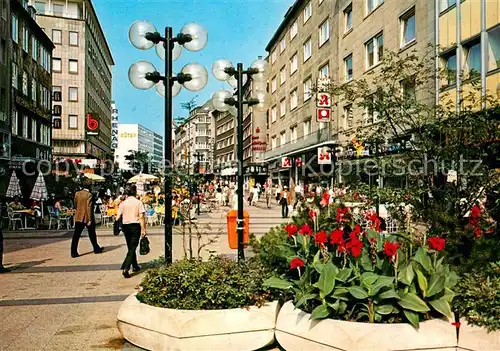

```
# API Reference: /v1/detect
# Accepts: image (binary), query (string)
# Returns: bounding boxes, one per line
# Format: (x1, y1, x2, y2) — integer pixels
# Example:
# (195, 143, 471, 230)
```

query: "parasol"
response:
(6, 172, 22, 198)
(30, 173, 48, 219)
(127, 173, 159, 183)
(83, 173, 105, 182)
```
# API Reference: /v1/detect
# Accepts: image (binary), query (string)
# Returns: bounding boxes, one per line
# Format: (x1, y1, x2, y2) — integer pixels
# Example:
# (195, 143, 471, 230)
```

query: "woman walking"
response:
(280, 186, 291, 218)
(117, 185, 147, 278)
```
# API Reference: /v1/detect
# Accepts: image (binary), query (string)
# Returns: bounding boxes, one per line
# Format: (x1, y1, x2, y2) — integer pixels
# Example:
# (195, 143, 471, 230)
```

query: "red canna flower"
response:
(314, 230, 328, 245)
(384, 242, 400, 261)
(330, 228, 344, 245)
(299, 223, 314, 236)
(351, 224, 362, 238)
(346, 238, 363, 258)
(290, 257, 305, 269)
(337, 241, 347, 254)
(336, 207, 350, 223)
(309, 210, 317, 220)
(284, 224, 298, 238)
(320, 192, 330, 207)
(474, 226, 482, 238)
(366, 211, 382, 232)
(428, 237, 446, 251)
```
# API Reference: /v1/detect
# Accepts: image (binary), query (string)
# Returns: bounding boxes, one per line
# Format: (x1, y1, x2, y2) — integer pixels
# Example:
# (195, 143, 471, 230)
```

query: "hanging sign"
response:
(86, 113, 99, 136)
(317, 108, 331, 123)
(316, 92, 331, 108)
(295, 157, 303, 167)
(317, 147, 331, 165)
(281, 157, 292, 168)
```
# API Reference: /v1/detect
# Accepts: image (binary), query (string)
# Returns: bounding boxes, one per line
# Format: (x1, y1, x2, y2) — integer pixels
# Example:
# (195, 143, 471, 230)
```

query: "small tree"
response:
(125, 150, 151, 174)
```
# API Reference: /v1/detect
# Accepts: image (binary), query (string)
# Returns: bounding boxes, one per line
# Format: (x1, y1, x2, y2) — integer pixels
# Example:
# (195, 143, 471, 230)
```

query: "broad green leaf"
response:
(332, 288, 349, 301)
(360, 253, 374, 271)
(445, 270, 458, 288)
(415, 269, 428, 297)
(314, 262, 326, 274)
(347, 286, 369, 299)
(295, 293, 317, 309)
(427, 273, 445, 298)
(336, 268, 352, 282)
(338, 301, 348, 314)
(327, 299, 340, 311)
(399, 264, 415, 286)
(403, 309, 420, 329)
(310, 304, 330, 320)
(379, 289, 400, 300)
(412, 247, 432, 272)
(376, 304, 393, 315)
(429, 297, 452, 319)
(370, 276, 395, 296)
(263, 277, 293, 290)
(374, 313, 383, 322)
(443, 287, 455, 303)
(318, 262, 336, 296)
(361, 272, 379, 287)
(313, 250, 321, 265)
(398, 292, 430, 312)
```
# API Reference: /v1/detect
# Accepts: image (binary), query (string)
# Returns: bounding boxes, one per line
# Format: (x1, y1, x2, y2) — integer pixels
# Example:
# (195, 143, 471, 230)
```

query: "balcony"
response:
(196, 130, 210, 137)
(264, 127, 332, 160)
(195, 143, 209, 150)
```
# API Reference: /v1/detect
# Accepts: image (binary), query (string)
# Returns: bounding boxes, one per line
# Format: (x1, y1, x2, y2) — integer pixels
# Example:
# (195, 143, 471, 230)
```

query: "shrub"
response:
(136, 256, 280, 310)
(454, 262, 500, 331)
(249, 225, 289, 274)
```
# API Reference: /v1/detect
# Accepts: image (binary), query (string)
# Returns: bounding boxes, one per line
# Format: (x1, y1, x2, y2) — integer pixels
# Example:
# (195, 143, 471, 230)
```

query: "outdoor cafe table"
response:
(13, 209, 36, 229)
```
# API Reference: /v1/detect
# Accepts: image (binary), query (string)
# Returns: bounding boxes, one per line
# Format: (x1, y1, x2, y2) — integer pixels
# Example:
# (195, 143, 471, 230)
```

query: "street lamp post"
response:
(193, 151, 202, 215)
(128, 21, 208, 264)
(211, 59, 270, 261)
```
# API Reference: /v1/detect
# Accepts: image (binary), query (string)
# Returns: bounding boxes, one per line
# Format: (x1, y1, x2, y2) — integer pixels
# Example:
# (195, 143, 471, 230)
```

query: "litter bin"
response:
(227, 210, 249, 249)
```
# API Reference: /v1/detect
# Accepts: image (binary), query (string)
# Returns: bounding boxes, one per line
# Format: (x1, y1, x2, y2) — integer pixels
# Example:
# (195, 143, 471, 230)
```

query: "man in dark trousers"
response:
(71, 180, 104, 258)
(0, 226, 8, 273)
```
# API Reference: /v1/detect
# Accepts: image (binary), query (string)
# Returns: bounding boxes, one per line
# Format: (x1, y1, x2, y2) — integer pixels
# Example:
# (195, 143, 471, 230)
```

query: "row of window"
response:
(216, 120, 235, 136)
(52, 58, 78, 74)
(52, 86, 79, 102)
(271, 61, 328, 95)
(216, 136, 234, 150)
(12, 63, 51, 110)
(11, 109, 51, 146)
(270, 120, 313, 150)
(216, 152, 234, 164)
(51, 29, 79, 46)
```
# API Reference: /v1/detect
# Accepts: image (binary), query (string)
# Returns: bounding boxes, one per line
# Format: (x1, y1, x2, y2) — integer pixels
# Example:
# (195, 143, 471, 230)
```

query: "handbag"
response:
(139, 236, 150, 255)
(113, 216, 122, 236)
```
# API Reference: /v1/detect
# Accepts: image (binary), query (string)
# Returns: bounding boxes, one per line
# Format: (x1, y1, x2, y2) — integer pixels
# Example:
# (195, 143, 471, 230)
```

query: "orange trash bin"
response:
(227, 210, 250, 249)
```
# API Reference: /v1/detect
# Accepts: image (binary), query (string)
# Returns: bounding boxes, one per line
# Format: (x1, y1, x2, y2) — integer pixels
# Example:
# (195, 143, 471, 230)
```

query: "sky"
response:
(92, 0, 291, 136)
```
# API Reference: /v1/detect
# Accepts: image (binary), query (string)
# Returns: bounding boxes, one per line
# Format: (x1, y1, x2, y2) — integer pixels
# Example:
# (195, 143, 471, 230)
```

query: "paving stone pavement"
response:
(0, 200, 286, 351)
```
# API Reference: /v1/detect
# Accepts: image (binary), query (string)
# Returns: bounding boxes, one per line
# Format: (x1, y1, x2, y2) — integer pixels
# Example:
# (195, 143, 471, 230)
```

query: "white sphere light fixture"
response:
(181, 63, 208, 92)
(128, 60, 156, 90)
(181, 23, 208, 52)
(212, 59, 234, 81)
(129, 20, 157, 50)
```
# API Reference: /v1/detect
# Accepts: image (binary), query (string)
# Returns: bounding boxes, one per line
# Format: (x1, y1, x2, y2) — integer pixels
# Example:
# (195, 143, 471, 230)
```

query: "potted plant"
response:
(264, 201, 459, 351)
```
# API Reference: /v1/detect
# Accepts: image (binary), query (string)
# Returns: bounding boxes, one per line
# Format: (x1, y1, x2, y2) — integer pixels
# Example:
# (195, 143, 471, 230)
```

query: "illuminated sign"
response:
(86, 113, 99, 136)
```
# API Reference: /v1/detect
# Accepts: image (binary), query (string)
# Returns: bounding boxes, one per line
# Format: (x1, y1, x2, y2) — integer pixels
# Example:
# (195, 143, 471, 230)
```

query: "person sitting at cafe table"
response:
(8, 196, 25, 211)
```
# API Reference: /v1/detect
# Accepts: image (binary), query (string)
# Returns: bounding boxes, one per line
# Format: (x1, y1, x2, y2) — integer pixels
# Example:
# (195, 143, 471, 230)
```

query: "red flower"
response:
(351, 224, 362, 237)
(428, 237, 446, 251)
(314, 230, 328, 245)
(309, 210, 317, 220)
(320, 192, 330, 207)
(299, 223, 313, 236)
(469, 205, 481, 226)
(337, 242, 347, 254)
(290, 257, 305, 269)
(346, 238, 363, 258)
(284, 224, 298, 238)
(384, 242, 400, 261)
(336, 207, 350, 223)
(366, 211, 382, 232)
(474, 226, 482, 238)
(330, 228, 344, 245)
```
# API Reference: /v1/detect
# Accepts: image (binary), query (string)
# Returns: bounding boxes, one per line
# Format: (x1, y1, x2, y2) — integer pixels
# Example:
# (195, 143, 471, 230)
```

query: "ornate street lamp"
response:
(211, 58, 270, 260)
(128, 21, 208, 264)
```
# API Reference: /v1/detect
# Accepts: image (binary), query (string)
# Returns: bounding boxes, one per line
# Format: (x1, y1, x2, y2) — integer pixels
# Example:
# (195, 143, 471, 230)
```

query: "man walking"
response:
(118, 185, 146, 278)
(71, 181, 104, 258)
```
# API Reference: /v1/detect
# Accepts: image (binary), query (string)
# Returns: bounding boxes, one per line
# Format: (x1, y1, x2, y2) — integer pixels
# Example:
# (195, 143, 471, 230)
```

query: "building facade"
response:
(114, 123, 164, 171)
(0, 0, 11, 189)
(33, 0, 114, 163)
(213, 109, 237, 179)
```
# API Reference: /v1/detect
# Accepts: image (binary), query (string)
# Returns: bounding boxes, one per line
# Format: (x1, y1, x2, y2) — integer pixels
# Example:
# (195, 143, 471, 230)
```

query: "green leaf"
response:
(336, 268, 352, 282)
(318, 262, 336, 296)
(415, 269, 428, 297)
(445, 270, 458, 288)
(403, 309, 420, 329)
(412, 247, 432, 272)
(379, 289, 400, 300)
(338, 301, 348, 314)
(399, 264, 415, 286)
(347, 286, 369, 299)
(427, 273, 445, 298)
(370, 276, 395, 296)
(332, 287, 349, 301)
(360, 253, 374, 271)
(443, 287, 455, 303)
(313, 250, 321, 265)
(295, 293, 317, 309)
(263, 277, 293, 290)
(376, 304, 393, 315)
(361, 272, 379, 287)
(429, 297, 453, 319)
(310, 304, 330, 320)
(314, 262, 326, 274)
(327, 299, 340, 311)
(398, 292, 430, 312)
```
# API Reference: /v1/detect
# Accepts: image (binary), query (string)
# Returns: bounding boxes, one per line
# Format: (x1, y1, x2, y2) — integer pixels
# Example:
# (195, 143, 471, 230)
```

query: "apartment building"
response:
(213, 109, 237, 179)
(0, 0, 11, 186)
(34, 0, 114, 163)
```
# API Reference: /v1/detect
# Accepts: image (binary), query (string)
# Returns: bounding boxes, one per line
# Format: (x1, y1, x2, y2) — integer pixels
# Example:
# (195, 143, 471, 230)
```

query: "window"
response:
(69, 87, 78, 101)
(365, 95, 379, 125)
(343, 104, 353, 129)
(52, 58, 61, 72)
(464, 39, 481, 78)
(366, 33, 383, 69)
(271, 106, 277, 123)
(442, 51, 457, 86)
(280, 66, 286, 84)
(319, 20, 330, 46)
(52, 2, 64, 15)
(319, 63, 329, 78)
(23, 115, 28, 138)
(52, 29, 62, 44)
(303, 38, 312, 61)
(303, 120, 311, 137)
(32, 119, 37, 141)
(303, 77, 312, 101)
(290, 53, 298, 74)
(12, 15, 18, 43)
(69, 59, 78, 73)
(303, 2, 312, 23)
(271, 76, 277, 93)
(35, 1, 46, 14)
(271, 136, 277, 149)
(290, 126, 297, 143)
(367, 0, 384, 14)
(271, 50, 277, 64)
(32, 80, 37, 102)
(69, 31, 78, 46)
(344, 4, 353, 32)
(22, 71, 28, 96)
(31, 37, 38, 61)
(290, 89, 298, 110)
(280, 99, 286, 117)
(344, 54, 353, 81)
(400, 8, 416, 47)
(69, 115, 78, 129)
(280, 132, 286, 146)
(12, 62, 18, 88)
(401, 78, 416, 100)
(22, 27, 29, 52)
(290, 21, 298, 40)
(440, 0, 456, 12)
(280, 37, 286, 53)
(487, 26, 500, 71)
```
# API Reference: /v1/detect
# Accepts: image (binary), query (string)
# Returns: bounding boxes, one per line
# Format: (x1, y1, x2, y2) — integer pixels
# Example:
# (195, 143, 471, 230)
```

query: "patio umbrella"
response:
(128, 173, 159, 183)
(30, 173, 48, 219)
(6, 172, 22, 198)
(83, 173, 105, 182)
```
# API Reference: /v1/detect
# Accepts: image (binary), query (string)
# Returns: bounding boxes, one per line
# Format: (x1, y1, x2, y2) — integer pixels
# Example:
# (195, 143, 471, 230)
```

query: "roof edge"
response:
(265, 0, 303, 52)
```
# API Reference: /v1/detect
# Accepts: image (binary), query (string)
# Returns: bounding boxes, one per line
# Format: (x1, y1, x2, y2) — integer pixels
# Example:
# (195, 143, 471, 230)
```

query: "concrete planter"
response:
(117, 293, 279, 351)
(457, 318, 500, 351)
(275, 301, 457, 351)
